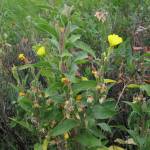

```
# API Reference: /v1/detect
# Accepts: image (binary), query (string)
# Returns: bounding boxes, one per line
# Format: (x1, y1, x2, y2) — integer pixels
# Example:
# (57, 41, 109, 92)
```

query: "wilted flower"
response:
(75, 113, 81, 120)
(50, 120, 57, 128)
(33, 101, 40, 108)
(36, 46, 46, 56)
(95, 10, 108, 23)
(76, 95, 82, 102)
(99, 96, 106, 104)
(133, 94, 144, 103)
(39, 128, 45, 134)
(78, 107, 83, 112)
(77, 103, 85, 112)
(64, 100, 74, 112)
(108, 34, 123, 47)
(87, 96, 94, 103)
(18, 53, 25, 61)
(96, 84, 107, 93)
(61, 77, 70, 85)
(46, 99, 54, 105)
(60, 27, 65, 33)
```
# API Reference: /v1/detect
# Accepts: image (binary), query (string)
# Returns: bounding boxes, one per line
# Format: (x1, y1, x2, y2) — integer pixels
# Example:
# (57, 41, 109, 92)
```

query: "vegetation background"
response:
(0, 0, 150, 150)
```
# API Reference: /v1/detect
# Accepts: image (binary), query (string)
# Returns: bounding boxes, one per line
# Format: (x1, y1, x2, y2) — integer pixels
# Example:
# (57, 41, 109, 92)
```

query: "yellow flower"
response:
(92, 70, 99, 78)
(61, 77, 70, 85)
(81, 77, 88, 81)
(36, 46, 46, 56)
(64, 132, 69, 140)
(76, 95, 82, 102)
(18, 53, 25, 61)
(19, 92, 26, 96)
(108, 34, 123, 47)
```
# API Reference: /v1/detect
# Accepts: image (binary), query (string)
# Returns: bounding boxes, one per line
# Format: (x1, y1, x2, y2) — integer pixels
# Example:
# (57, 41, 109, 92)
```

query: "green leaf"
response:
(127, 130, 145, 147)
(75, 131, 101, 148)
(98, 123, 111, 133)
(42, 139, 48, 150)
(32, 61, 51, 69)
(40, 68, 52, 79)
(128, 111, 140, 127)
(123, 101, 141, 113)
(51, 119, 79, 136)
(140, 84, 150, 96)
(74, 51, 88, 63)
(17, 64, 33, 71)
(12, 65, 20, 84)
(144, 52, 150, 57)
(34, 143, 42, 150)
(69, 63, 79, 77)
(61, 4, 74, 17)
(127, 84, 150, 96)
(34, 18, 58, 38)
(68, 34, 81, 43)
(93, 101, 117, 119)
(74, 41, 95, 57)
(10, 118, 34, 132)
(18, 97, 33, 113)
(97, 147, 109, 150)
(73, 80, 97, 94)
(69, 25, 79, 33)
(127, 84, 140, 88)
(61, 51, 73, 58)
(50, 37, 59, 49)
(144, 58, 150, 62)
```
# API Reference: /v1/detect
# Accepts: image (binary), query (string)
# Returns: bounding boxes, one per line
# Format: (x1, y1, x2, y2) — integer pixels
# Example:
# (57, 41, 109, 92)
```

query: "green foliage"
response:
(51, 119, 79, 136)
(93, 101, 117, 119)
(75, 131, 102, 148)
(0, 0, 150, 149)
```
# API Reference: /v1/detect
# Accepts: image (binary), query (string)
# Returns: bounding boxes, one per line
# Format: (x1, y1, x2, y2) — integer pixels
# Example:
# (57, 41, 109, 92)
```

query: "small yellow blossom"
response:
(64, 132, 69, 140)
(36, 46, 46, 56)
(92, 70, 99, 78)
(76, 95, 82, 102)
(18, 53, 25, 61)
(33, 101, 40, 108)
(19, 92, 26, 96)
(108, 34, 123, 47)
(61, 77, 70, 85)
(81, 77, 88, 81)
